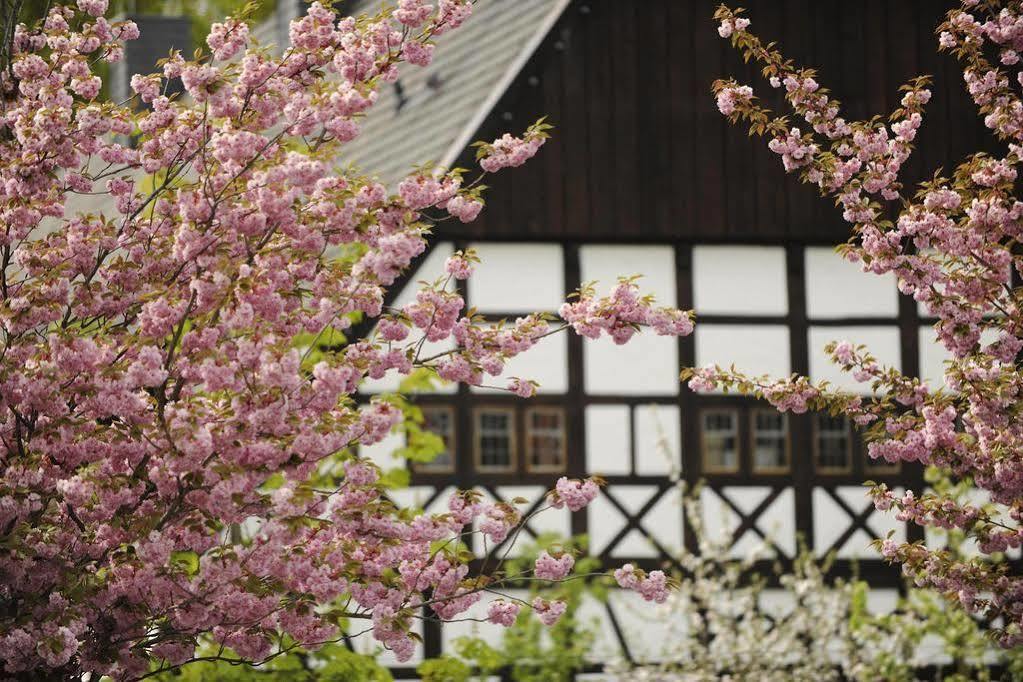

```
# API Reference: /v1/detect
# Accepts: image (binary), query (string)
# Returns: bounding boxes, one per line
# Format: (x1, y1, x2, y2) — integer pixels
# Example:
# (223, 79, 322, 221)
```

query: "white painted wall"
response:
(633, 404, 681, 476)
(470, 331, 568, 393)
(584, 334, 680, 395)
(585, 405, 632, 475)
(813, 486, 906, 558)
(695, 324, 791, 378)
(918, 325, 950, 389)
(700, 486, 796, 559)
(804, 246, 898, 319)
(808, 326, 900, 392)
(693, 245, 788, 315)
(469, 242, 564, 311)
(579, 244, 677, 307)
(391, 241, 454, 309)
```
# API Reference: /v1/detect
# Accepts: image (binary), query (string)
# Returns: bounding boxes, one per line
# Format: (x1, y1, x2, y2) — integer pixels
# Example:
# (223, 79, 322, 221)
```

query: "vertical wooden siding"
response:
(442, 0, 991, 244)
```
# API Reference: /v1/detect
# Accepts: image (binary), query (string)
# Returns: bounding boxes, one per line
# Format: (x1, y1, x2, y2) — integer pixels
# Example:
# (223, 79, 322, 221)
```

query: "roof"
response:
(336, 0, 569, 187)
(64, 0, 565, 220)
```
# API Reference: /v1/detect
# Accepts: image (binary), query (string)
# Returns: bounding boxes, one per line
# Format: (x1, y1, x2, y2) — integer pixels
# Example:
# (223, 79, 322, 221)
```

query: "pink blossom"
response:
(533, 551, 574, 580)
(551, 477, 599, 512)
(531, 597, 567, 626)
(487, 600, 521, 627)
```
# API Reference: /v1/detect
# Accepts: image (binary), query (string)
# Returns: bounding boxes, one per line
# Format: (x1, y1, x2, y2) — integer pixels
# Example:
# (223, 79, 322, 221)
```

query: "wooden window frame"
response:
(700, 407, 741, 474)
(813, 413, 854, 474)
(525, 406, 567, 473)
(473, 406, 518, 473)
(750, 409, 790, 473)
(412, 405, 457, 473)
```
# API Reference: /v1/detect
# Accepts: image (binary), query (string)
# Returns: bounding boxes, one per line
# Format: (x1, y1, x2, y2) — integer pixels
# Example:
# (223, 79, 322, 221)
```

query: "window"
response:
(526, 407, 566, 472)
(702, 410, 739, 472)
(814, 414, 852, 472)
(752, 410, 788, 472)
(415, 406, 455, 472)
(475, 408, 516, 471)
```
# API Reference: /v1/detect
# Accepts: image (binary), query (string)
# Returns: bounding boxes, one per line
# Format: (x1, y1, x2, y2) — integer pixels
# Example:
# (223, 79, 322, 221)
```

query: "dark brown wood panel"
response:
(441, 0, 989, 245)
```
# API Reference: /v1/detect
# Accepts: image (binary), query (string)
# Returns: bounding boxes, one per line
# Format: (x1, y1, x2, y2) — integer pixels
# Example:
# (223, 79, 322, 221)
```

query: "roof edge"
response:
(439, 0, 572, 169)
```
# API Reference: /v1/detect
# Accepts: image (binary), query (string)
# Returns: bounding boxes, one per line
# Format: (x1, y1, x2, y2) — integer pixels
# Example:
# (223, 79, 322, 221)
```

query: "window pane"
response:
(477, 411, 514, 470)
(753, 411, 787, 471)
(815, 415, 850, 470)
(703, 411, 738, 471)
(418, 407, 454, 470)
(527, 409, 565, 471)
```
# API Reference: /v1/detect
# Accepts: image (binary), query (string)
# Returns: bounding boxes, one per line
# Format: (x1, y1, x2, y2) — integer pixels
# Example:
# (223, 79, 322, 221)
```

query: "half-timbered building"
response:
(333, 0, 994, 671)
(109, 0, 994, 673)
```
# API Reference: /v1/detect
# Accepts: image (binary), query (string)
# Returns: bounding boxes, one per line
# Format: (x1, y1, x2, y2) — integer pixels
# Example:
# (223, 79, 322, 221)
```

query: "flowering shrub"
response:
(0, 0, 694, 678)
(690, 0, 1023, 647)
(412, 489, 1023, 682)
(608, 493, 1023, 682)
(416, 535, 602, 682)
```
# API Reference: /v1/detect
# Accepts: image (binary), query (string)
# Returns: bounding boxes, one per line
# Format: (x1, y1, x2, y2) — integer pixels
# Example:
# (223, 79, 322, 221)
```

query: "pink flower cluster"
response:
(533, 550, 575, 580)
(487, 600, 521, 627)
(550, 476, 600, 512)
(613, 564, 671, 603)
(0, 0, 668, 675)
(716, 84, 753, 116)
(559, 281, 694, 345)
(711, 1, 1023, 644)
(767, 127, 818, 172)
(531, 597, 568, 626)
(477, 119, 552, 172)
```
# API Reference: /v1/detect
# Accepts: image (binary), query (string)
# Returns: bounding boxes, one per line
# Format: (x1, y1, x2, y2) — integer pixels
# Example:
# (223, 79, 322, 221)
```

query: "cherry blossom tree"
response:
(696, 0, 1023, 648)
(0, 1, 691, 678)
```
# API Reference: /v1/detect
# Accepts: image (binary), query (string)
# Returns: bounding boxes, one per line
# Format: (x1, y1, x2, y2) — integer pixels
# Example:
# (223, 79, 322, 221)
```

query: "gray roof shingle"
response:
(65, 0, 564, 218)
(329, 0, 567, 187)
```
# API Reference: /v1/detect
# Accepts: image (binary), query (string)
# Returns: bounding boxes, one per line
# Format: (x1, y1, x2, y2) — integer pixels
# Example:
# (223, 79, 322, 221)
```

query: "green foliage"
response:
(416, 655, 473, 682)
(11, 0, 277, 64)
(417, 535, 605, 682)
(152, 643, 392, 681)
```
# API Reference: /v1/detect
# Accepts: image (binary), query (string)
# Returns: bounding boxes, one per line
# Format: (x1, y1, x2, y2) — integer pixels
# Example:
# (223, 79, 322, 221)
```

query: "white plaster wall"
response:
(576, 595, 625, 663)
(587, 490, 630, 556)
(634, 404, 681, 476)
(804, 246, 898, 319)
(695, 324, 791, 378)
(578, 244, 680, 396)
(470, 331, 568, 394)
(918, 324, 950, 389)
(358, 428, 405, 470)
(808, 325, 900, 392)
(583, 333, 680, 395)
(699, 486, 795, 559)
(641, 485, 684, 553)
(606, 590, 687, 663)
(813, 486, 905, 558)
(469, 242, 564, 311)
(692, 245, 788, 315)
(391, 241, 454, 309)
(585, 405, 632, 475)
(579, 244, 677, 307)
